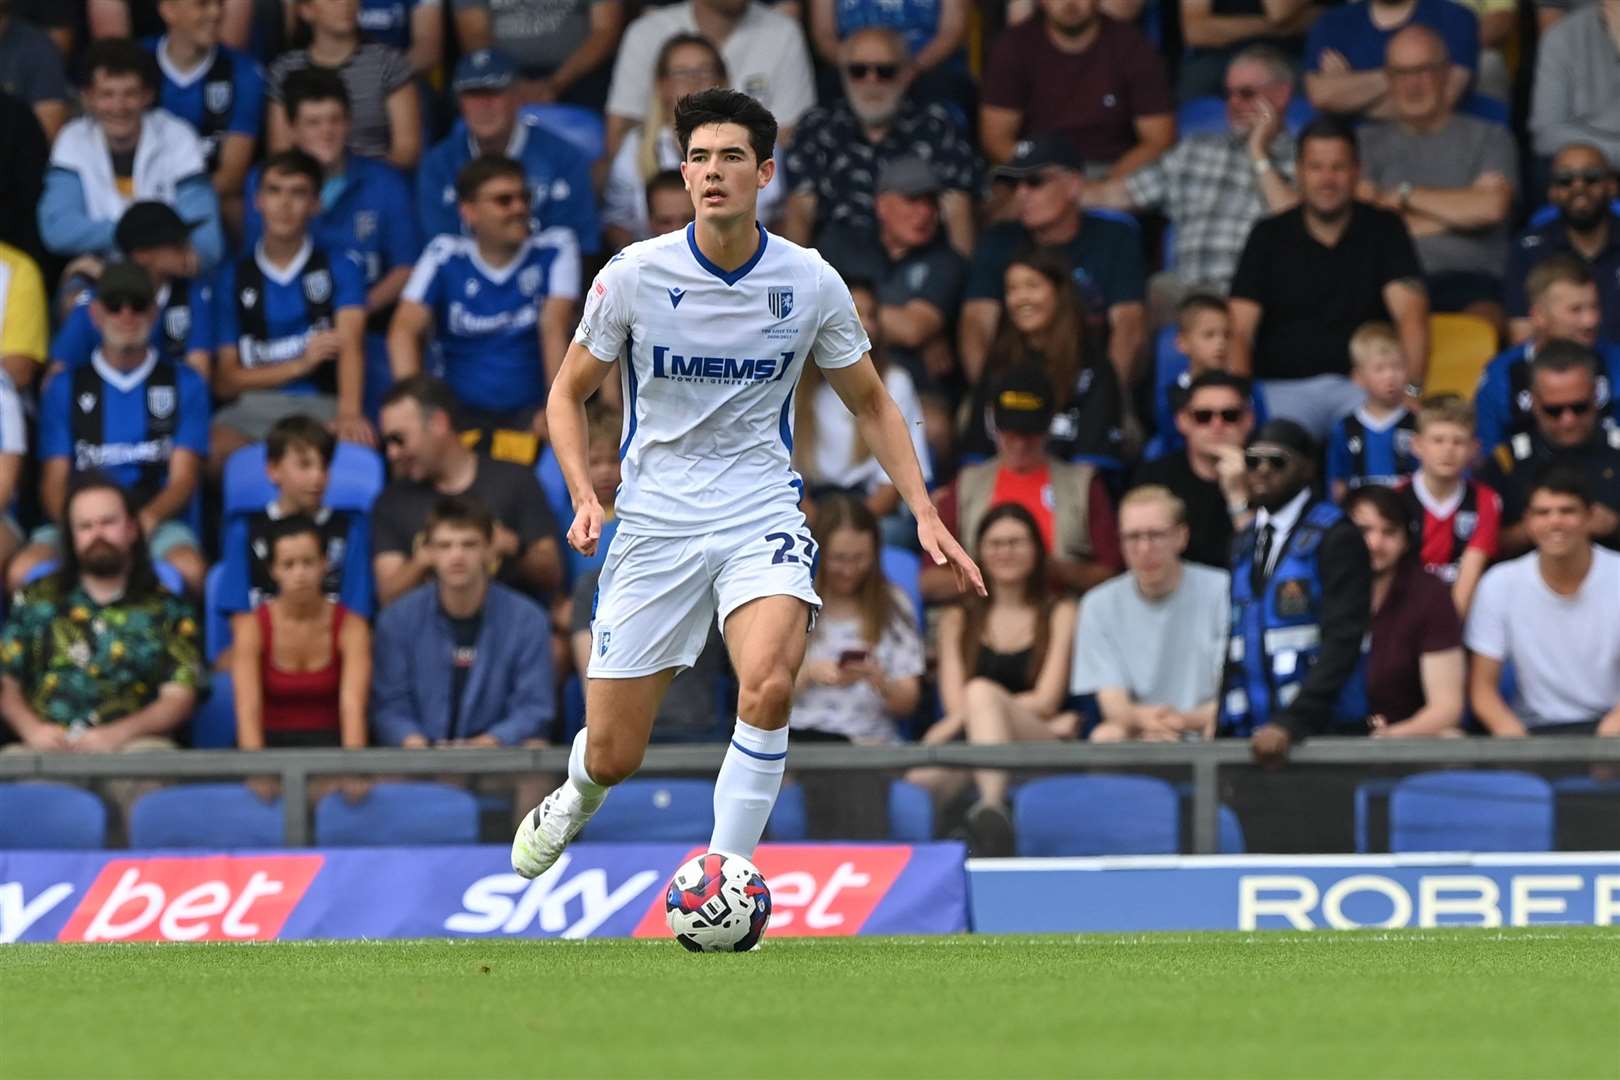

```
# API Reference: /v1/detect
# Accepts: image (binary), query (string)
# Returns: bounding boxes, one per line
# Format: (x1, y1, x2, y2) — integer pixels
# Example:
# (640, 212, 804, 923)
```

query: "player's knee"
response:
(738, 668, 795, 726)
(585, 736, 644, 788)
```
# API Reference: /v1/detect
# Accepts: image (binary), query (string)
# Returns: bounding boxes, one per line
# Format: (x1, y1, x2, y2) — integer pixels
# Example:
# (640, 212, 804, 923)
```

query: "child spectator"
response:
(217, 415, 375, 659)
(232, 514, 371, 750)
(1395, 394, 1502, 617)
(1326, 322, 1418, 500)
(569, 405, 624, 587)
(1152, 293, 1268, 456)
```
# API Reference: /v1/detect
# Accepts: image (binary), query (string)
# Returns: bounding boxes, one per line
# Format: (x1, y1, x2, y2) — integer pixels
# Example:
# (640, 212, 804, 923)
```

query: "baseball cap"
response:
(453, 49, 517, 94)
(877, 156, 941, 197)
(96, 262, 157, 308)
(994, 135, 1083, 179)
(115, 202, 195, 254)
(992, 365, 1055, 435)
(1247, 418, 1316, 459)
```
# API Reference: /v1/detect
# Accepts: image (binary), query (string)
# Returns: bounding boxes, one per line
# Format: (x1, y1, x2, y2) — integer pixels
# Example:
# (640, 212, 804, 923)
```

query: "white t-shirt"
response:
(789, 596, 925, 743)
(602, 126, 786, 237)
(1070, 563, 1231, 711)
(809, 366, 929, 494)
(604, 2, 816, 128)
(1464, 547, 1620, 726)
(574, 224, 870, 536)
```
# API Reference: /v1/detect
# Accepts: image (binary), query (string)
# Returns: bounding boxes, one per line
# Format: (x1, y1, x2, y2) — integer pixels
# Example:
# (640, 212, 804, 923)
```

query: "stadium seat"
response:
(222, 442, 385, 516)
(766, 782, 810, 841)
(204, 563, 232, 664)
(1175, 96, 1226, 138)
(1218, 805, 1245, 854)
(189, 669, 238, 749)
(535, 443, 573, 526)
(129, 784, 284, 849)
(0, 782, 107, 849)
(22, 558, 186, 595)
(1012, 775, 1180, 856)
(880, 546, 924, 626)
(1352, 778, 1400, 853)
(1388, 770, 1555, 853)
(584, 779, 716, 842)
(888, 780, 934, 843)
(1528, 197, 1620, 229)
(1424, 314, 1498, 398)
(521, 103, 606, 160)
(314, 782, 481, 846)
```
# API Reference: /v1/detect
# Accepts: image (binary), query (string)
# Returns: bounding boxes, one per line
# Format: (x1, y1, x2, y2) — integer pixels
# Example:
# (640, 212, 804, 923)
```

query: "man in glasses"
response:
(781, 28, 976, 255)
(390, 155, 580, 467)
(1481, 341, 1620, 555)
(1302, 0, 1477, 121)
(1356, 26, 1516, 325)
(1131, 371, 1256, 570)
(1219, 418, 1372, 766)
(1505, 144, 1620, 345)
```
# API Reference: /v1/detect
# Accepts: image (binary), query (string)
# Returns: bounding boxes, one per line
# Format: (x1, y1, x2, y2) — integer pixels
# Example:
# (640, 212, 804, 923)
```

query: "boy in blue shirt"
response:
(390, 155, 580, 465)
(1326, 321, 1419, 499)
(214, 150, 371, 470)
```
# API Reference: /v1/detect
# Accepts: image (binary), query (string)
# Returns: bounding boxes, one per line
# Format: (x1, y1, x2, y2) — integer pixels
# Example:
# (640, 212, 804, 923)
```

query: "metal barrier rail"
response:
(3, 737, 1618, 849)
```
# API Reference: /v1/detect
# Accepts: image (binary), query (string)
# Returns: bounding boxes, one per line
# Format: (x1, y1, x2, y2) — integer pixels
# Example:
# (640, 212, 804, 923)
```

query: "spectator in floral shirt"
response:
(0, 474, 205, 753)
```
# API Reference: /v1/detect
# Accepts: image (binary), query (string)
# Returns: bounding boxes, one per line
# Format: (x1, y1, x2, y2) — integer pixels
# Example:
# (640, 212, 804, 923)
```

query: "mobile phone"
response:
(837, 649, 870, 667)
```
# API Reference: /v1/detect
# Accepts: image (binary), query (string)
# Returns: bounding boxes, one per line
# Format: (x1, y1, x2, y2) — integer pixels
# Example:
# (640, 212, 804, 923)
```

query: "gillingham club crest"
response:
(767, 286, 793, 320)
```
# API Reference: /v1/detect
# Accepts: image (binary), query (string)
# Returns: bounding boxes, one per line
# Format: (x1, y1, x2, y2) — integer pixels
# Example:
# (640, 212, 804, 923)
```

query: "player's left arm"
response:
(821, 355, 984, 596)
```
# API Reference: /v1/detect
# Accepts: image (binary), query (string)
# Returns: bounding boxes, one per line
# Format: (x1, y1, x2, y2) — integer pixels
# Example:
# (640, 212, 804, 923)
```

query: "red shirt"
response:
(1396, 473, 1502, 584)
(257, 602, 347, 734)
(937, 465, 1122, 572)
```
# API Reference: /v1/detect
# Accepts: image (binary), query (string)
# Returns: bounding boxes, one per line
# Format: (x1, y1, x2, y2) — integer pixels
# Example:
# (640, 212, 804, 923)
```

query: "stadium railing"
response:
(3, 738, 1618, 850)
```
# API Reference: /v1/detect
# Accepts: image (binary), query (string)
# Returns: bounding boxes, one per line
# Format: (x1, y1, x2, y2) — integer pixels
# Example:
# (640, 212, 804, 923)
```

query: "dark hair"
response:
(265, 514, 326, 567)
(282, 66, 350, 121)
(261, 149, 324, 194)
(1183, 370, 1253, 402)
(1297, 115, 1358, 163)
(426, 494, 495, 541)
(85, 38, 158, 93)
(842, 273, 879, 303)
(381, 374, 459, 419)
(987, 247, 1096, 413)
(645, 168, 687, 203)
(959, 503, 1053, 689)
(456, 154, 525, 204)
(811, 496, 898, 646)
(1528, 464, 1592, 508)
(54, 473, 162, 602)
(267, 414, 336, 467)
(674, 88, 777, 165)
(1531, 339, 1600, 382)
(1176, 293, 1228, 329)
(1343, 484, 1414, 560)
(656, 33, 726, 81)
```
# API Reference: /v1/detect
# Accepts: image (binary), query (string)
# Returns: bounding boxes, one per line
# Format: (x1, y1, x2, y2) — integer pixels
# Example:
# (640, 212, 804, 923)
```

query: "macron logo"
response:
(667, 287, 685, 309)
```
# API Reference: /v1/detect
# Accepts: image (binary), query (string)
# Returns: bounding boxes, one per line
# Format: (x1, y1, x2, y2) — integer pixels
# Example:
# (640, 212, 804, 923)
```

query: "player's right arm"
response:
(546, 342, 617, 556)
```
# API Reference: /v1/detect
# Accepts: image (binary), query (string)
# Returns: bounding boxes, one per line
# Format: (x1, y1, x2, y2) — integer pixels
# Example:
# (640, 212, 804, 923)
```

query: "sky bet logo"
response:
(651, 346, 795, 385)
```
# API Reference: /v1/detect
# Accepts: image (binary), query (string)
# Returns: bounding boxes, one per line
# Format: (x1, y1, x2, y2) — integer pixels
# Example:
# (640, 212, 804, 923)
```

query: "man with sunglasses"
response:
(781, 28, 976, 255)
(390, 154, 580, 467)
(1481, 341, 1620, 556)
(1219, 419, 1372, 767)
(1505, 144, 1620, 345)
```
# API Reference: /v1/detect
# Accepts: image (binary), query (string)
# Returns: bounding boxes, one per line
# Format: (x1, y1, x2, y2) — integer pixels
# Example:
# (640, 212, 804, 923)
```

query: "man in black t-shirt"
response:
(1228, 117, 1430, 441)
(372, 376, 563, 607)
(1129, 372, 1255, 569)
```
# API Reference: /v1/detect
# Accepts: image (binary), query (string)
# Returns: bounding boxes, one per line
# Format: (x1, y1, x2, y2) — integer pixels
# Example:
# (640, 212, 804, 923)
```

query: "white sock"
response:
(709, 718, 787, 858)
(567, 727, 608, 803)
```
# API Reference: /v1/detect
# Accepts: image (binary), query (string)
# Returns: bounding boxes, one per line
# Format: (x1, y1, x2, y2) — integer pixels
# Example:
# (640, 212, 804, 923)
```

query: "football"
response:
(664, 851, 772, 952)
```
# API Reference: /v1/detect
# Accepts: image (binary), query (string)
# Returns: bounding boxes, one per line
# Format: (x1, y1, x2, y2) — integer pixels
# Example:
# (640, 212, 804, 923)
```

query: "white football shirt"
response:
(575, 223, 870, 536)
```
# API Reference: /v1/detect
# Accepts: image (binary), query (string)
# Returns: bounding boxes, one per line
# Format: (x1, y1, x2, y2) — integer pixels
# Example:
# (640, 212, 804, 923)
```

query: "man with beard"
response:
(1228, 117, 1429, 440)
(1505, 144, 1620, 345)
(980, 0, 1174, 177)
(0, 474, 205, 754)
(1303, 0, 1477, 121)
(781, 28, 977, 254)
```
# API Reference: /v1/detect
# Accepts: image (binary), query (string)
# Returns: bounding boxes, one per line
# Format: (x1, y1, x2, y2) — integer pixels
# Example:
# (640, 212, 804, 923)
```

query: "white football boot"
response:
(511, 781, 605, 879)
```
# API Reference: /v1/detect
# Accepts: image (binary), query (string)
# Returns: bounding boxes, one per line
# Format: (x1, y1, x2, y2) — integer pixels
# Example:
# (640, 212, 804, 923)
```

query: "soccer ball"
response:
(664, 851, 772, 952)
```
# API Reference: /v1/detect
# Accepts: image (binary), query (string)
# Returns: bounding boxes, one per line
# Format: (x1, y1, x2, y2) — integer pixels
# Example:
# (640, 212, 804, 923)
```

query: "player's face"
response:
(821, 526, 876, 598)
(257, 170, 318, 241)
(459, 89, 517, 145)
(429, 524, 491, 590)
(1525, 490, 1590, 559)
(87, 72, 153, 147)
(647, 186, 695, 235)
(681, 123, 773, 226)
(161, 0, 223, 46)
(1177, 388, 1251, 456)
(979, 517, 1039, 588)
(1411, 422, 1472, 479)
(465, 175, 532, 248)
(1298, 136, 1357, 221)
(1531, 367, 1599, 447)
(1532, 281, 1601, 347)
(379, 401, 434, 482)
(267, 444, 330, 513)
(268, 533, 326, 598)
(68, 489, 138, 578)
(291, 99, 351, 170)
(1004, 263, 1058, 337)
(1120, 500, 1186, 588)
(1350, 501, 1407, 576)
(1549, 146, 1616, 230)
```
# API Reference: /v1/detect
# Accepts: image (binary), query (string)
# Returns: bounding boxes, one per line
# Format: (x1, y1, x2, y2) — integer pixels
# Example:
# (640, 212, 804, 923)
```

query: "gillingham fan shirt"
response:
(215, 239, 367, 395)
(574, 223, 871, 536)
(148, 38, 267, 172)
(403, 231, 581, 412)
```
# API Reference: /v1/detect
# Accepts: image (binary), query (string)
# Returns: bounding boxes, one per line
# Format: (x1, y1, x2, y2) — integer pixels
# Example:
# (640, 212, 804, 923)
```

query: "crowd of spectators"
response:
(1, 0, 1619, 852)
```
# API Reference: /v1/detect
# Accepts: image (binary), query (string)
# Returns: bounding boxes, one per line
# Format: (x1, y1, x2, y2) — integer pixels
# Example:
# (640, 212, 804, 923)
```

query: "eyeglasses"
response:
(101, 293, 152, 315)
(1244, 449, 1293, 471)
(1538, 399, 1595, 418)
(1121, 528, 1177, 547)
(844, 63, 900, 82)
(1552, 169, 1609, 188)
(1190, 407, 1246, 426)
(484, 190, 530, 208)
(1387, 61, 1446, 78)
(1224, 85, 1264, 101)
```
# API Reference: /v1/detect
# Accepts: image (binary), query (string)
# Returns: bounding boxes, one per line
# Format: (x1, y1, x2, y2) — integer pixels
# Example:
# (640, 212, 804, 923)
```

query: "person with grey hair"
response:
(781, 27, 978, 254)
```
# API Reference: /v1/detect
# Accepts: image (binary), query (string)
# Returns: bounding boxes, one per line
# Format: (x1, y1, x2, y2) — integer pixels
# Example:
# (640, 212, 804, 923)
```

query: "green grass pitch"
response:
(3, 928, 1616, 1079)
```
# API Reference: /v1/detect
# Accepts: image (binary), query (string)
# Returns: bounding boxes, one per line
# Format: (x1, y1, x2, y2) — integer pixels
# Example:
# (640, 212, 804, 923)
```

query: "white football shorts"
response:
(586, 514, 822, 678)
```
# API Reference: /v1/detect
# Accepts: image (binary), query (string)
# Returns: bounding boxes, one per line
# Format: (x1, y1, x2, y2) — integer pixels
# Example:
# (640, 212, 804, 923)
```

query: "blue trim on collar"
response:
(685, 222, 768, 286)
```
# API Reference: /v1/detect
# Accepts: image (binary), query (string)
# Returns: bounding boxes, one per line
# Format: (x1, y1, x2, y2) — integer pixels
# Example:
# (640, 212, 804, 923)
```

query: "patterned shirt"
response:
(1125, 131, 1295, 293)
(0, 579, 205, 728)
(782, 98, 978, 239)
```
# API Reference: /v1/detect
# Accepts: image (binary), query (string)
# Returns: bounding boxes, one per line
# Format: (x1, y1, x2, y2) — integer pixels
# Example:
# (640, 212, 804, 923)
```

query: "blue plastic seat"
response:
(0, 782, 107, 849)
(22, 558, 186, 595)
(314, 782, 480, 846)
(189, 668, 237, 749)
(222, 442, 385, 516)
(880, 545, 923, 625)
(129, 784, 284, 849)
(1389, 770, 1555, 853)
(1012, 775, 1180, 856)
(584, 778, 716, 842)
(1218, 804, 1245, 854)
(203, 563, 232, 664)
(766, 782, 809, 841)
(535, 443, 572, 524)
(888, 779, 933, 842)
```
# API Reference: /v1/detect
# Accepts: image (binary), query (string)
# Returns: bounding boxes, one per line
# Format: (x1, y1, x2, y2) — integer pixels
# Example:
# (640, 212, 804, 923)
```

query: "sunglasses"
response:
(1191, 407, 1246, 425)
(1552, 169, 1609, 188)
(1244, 449, 1293, 471)
(1538, 400, 1595, 418)
(1013, 172, 1054, 190)
(845, 63, 900, 82)
(1224, 86, 1263, 101)
(485, 190, 530, 208)
(101, 293, 152, 315)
